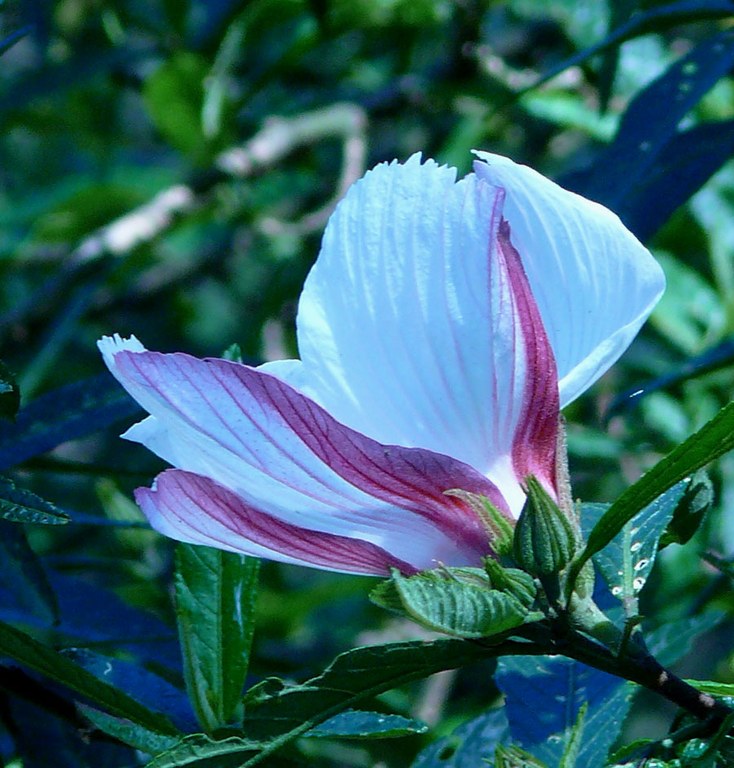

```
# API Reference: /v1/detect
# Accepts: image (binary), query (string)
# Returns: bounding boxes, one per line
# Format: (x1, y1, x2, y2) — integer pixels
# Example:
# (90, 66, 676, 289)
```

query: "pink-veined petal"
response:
(137, 469, 412, 575)
(99, 335, 504, 567)
(292, 154, 558, 506)
(497, 221, 559, 490)
(472, 151, 665, 407)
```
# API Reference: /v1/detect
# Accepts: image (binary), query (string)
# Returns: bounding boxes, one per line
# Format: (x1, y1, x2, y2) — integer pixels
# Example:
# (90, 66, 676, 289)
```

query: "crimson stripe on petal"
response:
(497, 219, 560, 494)
(222, 364, 507, 552)
(113, 349, 506, 562)
(137, 469, 415, 576)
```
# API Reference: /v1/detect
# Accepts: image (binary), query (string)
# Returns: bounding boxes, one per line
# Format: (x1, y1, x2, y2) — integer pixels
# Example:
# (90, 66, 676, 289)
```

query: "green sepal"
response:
(370, 567, 529, 639)
(445, 489, 514, 557)
(221, 343, 243, 363)
(483, 558, 537, 609)
(513, 476, 577, 578)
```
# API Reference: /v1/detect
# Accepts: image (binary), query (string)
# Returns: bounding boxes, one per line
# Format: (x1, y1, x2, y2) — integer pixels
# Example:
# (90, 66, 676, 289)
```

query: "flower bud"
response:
(513, 475, 577, 578)
(483, 558, 536, 608)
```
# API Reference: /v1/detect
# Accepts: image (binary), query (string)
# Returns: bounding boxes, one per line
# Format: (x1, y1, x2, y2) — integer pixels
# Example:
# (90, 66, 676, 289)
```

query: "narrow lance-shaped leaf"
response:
(0, 476, 70, 525)
(305, 709, 428, 740)
(144, 734, 261, 768)
(528, 1, 734, 95)
(0, 373, 143, 471)
(80, 705, 180, 756)
(64, 647, 197, 733)
(559, 702, 588, 768)
(560, 28, 734, 239)
(0, 619, 179, 735)
(0, 519, 58, 627)
(147, 642, 493, 768)
(242, 639, 495, 749)
(568, 401, 734, 595)
(175, 543, 260, 732)
(613, 118, 734, 241)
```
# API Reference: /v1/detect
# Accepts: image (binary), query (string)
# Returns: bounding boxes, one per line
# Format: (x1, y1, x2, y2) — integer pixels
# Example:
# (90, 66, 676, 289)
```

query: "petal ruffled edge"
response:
(286, 154, 560, 512)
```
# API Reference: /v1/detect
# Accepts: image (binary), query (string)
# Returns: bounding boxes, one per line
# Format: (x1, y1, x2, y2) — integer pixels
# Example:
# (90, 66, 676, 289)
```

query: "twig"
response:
(2, 103, 368, 342)
(75, 102, 368, 265)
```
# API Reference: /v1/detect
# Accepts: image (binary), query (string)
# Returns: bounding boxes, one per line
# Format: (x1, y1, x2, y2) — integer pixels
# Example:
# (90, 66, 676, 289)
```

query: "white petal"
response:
(294, 153, 554, 488)
(473, 151, 665, 406)
(101, 342, 499, 565)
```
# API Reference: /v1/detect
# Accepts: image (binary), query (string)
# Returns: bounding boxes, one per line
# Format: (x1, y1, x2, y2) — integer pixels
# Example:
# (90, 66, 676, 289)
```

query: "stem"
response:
(515, 616, 733, 727)
(562, 628, 733, 725)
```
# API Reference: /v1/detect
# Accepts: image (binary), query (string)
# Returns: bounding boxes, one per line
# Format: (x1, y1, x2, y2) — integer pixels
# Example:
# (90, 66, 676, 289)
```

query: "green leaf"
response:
(175, 543, 260, 731)
(143, 52, 211, 159)
(561, 28, 734, 239)
(0, 373, 142, 471)
(444, 490, 514, 556)
(0, 476, 70, 525)
(660, 470, 713, 549)
(202, 20, 245, 140)
(494, 744, 549, 768)
(0, 358, 19, 421)
(80, 705, 180, 755)
(0, 519, 57, 626)
(497, 655, 634, 768)
(646, 613, 723, 667)
(602, 29, 734, 197)
(483, 560, 537, 608)
(568, 401, 734, 594)
(412, 707, 508, 767)
(615, 119, 734, 242)
(529, 1, 734, 95)
(64, 647, 196, 732)
(0, 619, 179, 735)
(559, 701, 587, 768)
(583, 482, 687, 609)
(144, 733, 261, 768)
(682, 680, 734, 697)
(371, 568, 529, 639)
(242, 639, 494, 760)
(305, 709, 428, 739)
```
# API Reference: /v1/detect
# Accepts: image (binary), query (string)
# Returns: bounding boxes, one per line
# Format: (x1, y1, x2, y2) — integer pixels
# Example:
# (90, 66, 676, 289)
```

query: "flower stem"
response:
(516, 615, 733, 726)
(558, 625, 733, 725)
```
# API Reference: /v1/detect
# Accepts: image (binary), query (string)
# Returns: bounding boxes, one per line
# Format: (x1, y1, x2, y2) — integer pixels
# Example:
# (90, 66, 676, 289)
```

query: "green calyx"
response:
(483, 558, 537, 609)
(445, 489, 514, 558)
(513, 476, 578, 579)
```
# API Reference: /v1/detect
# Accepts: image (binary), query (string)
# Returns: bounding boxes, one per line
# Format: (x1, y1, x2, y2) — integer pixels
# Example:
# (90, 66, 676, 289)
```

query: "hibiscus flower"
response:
(99, 152, 664, 575)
